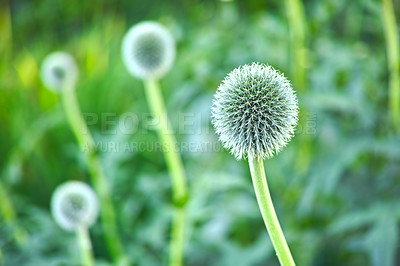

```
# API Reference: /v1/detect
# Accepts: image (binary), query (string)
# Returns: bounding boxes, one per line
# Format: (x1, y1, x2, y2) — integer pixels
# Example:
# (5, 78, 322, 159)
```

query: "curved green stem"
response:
(77, 227, 95, 266)
(248, 156, 295, 266)
(61, 85, 126, 263)
(382, 0, 400, 132)
(0, 113, 63, 248)
(144, 79, 187, 266)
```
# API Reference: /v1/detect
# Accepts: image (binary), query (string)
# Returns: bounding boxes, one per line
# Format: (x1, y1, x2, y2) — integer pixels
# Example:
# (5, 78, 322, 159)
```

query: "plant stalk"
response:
(382, 0, 400, 132)
(0, 180, 27, 245)
(144, 78, 187, 266)
(284, 0, 311, 176)
(170, 207, 185, 266)
(77, 226, 95, 266)
(61, 84, 126, 263)
(285, 0, 306, 92)
(248, 155, 295, 266)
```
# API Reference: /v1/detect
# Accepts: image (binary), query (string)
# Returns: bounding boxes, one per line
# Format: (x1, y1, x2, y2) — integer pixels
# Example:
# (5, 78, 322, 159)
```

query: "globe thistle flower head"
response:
(51, 181, 99, 231)
(40, 51, 78, 91)
(121, 21, 176, 79)
(211, 63, 299, 160)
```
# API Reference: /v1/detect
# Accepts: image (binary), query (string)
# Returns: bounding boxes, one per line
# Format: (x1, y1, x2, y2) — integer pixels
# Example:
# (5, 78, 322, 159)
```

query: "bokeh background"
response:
(1, 0, 400, 265)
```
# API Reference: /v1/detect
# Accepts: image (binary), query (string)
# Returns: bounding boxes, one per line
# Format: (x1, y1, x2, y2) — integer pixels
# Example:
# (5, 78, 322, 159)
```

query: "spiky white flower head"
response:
(211, 63, 299, 160)
(121, 21, 176, 79)
(51, 181, 99, 231)
(40, 51, 78, 91)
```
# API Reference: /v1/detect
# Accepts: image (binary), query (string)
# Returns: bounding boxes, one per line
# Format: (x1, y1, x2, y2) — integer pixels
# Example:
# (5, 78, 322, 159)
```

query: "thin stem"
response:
(169, 207, 185, 266)
(0, 180, 27, 245)
(144, 79, 188, 202)
(0, 114, 63, 248)
(0, 0, 12, 57)
(285, 0, 306, 92)
(382, 0, 400, 132)
(61, 84, 126, 263)
(144, 78, 187, 266)
(248, 156, 295, 266)
(77, 226, 95, 266)
(2, 112, 63, 185)
(284, 0, 311, 175)
(0, 2, 27, 246)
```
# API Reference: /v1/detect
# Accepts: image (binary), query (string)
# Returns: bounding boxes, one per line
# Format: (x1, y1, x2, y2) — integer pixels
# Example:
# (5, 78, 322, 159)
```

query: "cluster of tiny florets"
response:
(211, 63, 299, 160)
(51, 181, 99, 231)
(121, 21, 175, 79)
(40, 51, 78, 91)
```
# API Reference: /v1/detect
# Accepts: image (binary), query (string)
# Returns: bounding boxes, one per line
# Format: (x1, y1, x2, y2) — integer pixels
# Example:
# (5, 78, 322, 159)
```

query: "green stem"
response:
(144, 78, 187, 266)
(169, 207, 185, 266)
(0, 113, 62, 248)
(285, 0, 306, 92)
(0, 180, 27, 245)
(77, 226, 95, 266)
(248, 156, 295, 266)
(382, 0, 400, 132)
(61, 84, 126, 263)
(284, 0, 311, 176)
(0, 0, 12, 58)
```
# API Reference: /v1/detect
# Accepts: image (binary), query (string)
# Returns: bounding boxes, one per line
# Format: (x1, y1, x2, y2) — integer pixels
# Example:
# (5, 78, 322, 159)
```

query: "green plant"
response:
(284, 0, 311, 176)
(40, 52, 127, 264)
(0, 181, 27, 245)
(212, 63, 298, 266)
(121, 21, 188, 266)
(51, 181, 99, 266)
(381, 0, 399, 132)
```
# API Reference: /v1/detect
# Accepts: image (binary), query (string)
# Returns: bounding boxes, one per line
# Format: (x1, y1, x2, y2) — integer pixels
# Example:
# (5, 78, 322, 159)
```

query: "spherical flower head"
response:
(121, 21, 176, 79)
(51, 181, 99, 231)
(211, 63, 299, 160)
(40, 52, 78, 91)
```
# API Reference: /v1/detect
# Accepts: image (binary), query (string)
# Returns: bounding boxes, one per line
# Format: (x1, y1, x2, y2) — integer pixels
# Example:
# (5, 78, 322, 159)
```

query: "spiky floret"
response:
(40, 52, 78, 91)
(121, 21, 176, 79)
(51, 181, 99, 231)
(211, 63, 299, 160)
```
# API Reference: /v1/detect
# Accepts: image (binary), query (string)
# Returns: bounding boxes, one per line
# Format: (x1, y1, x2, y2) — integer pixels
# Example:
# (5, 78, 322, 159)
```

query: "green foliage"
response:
(1, 0, 399, 265)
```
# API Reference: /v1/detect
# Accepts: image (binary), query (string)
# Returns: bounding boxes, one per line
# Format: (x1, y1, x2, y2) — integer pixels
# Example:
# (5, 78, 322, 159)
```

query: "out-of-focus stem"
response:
(382, 0, 400, 132)
(144, 78, 188, 266)
(284, 0, 311, 175)
(77, 226, 95, 266)
(61, 84, 127, 264)
(0, 181, 27, 245)
(0, 2, 26, 247)
(285, 0, 306, 92)
(0, 0, 12, 57)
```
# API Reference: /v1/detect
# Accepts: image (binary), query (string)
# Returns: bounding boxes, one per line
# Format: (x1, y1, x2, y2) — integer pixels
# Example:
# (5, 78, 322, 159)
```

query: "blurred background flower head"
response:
(121, 21, 176, 79)
(40, 51, 78, 91)
(51, 181, 99, 231)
